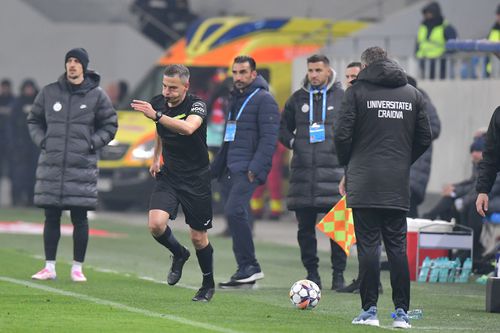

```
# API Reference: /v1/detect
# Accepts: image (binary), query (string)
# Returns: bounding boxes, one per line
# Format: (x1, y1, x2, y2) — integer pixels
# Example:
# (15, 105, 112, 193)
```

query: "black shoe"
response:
(192, 286, 215, 302)
(230, 264, 264, 283)
(306, 271, 322, 290)
(331, 272, 345, 290)
(167, 246, 190, 285)
(337, 278, 360, 293)
(378, 281, 383, 294)
(218, 280, 257, 289)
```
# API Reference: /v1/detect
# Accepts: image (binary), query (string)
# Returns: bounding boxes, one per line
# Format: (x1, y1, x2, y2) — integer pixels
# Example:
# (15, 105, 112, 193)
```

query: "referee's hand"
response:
(131, 99, 155, 120)
(150, 160, 161, 178)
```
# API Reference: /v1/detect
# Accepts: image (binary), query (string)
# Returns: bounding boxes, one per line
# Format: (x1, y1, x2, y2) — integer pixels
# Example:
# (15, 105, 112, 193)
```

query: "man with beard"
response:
(279, 54, 346, 290)
(212, 56, 280, 288)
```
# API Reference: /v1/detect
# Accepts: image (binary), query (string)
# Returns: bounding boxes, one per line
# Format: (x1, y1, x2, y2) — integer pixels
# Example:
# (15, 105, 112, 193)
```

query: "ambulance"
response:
(97, 16, 365, 209)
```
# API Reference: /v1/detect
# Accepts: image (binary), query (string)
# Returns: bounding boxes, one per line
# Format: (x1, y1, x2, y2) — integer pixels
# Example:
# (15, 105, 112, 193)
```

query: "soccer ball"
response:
(289, 279, 321, 309)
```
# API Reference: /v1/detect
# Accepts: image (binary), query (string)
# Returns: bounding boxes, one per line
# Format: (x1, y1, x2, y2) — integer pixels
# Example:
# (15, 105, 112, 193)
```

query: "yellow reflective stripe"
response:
(173, 113, 186, 119)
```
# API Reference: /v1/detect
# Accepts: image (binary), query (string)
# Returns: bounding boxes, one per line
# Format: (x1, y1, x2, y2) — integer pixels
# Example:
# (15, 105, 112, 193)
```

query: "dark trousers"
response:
(352, 208, 410, 312)
(44, 207, 89, 262)
(221, 171, 259, 268)
(295, 208, 346, 274)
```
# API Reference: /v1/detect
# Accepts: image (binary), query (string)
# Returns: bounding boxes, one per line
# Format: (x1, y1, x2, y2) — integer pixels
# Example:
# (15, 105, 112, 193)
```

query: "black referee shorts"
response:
(149, 169, 213, 231)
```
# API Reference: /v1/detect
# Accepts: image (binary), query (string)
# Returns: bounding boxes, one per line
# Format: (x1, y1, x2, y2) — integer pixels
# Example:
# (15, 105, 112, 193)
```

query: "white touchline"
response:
(0, 276, 240, 333)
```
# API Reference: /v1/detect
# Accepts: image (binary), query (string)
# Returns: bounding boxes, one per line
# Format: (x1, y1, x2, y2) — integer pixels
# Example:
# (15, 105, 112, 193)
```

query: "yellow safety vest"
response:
(416, 23, 447, 59)
(486, 28, 500, 74)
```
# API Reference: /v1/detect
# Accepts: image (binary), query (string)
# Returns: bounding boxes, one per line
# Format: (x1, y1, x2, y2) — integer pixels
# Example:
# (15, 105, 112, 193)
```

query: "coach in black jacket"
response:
(476, 106, 500, 217)
(334, 47, 431, 328)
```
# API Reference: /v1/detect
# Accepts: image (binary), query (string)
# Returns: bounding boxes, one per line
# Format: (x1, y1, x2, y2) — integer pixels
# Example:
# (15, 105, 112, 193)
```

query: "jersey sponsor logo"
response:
(191, 101, 207, 116)
(327, 106, 334, 110)
(301, 104, 309, 112)
(52, 102, 62, 112)
(80, 104, 87, 109)
(204, 219, 212, 226)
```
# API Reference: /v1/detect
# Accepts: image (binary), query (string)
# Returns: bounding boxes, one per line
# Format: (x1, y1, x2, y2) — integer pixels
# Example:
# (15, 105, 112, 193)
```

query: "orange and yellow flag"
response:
(316, 196, 356, 256)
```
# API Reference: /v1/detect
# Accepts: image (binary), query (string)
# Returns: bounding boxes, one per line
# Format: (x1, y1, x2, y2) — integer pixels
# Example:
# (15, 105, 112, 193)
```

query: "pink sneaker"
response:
(71, 270, 87, 282)
(31, 268, 56, 280)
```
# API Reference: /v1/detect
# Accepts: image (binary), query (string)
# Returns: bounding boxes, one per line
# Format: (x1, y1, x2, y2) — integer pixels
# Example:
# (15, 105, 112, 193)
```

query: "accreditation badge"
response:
(309, 122, 325, 143)
(224, 121, 237, 142)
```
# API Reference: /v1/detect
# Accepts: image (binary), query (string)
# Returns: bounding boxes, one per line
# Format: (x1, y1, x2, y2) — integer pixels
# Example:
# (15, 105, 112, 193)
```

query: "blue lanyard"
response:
(228, 88, 260, 121)
(309, 87, 327, 125)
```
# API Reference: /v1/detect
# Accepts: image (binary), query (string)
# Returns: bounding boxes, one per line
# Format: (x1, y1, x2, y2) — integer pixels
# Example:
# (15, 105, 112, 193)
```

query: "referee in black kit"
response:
(131, 64, 215, 302)
(334, 47, 431, 328)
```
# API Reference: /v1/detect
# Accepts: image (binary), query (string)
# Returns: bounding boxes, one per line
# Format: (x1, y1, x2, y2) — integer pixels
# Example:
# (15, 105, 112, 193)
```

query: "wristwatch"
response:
(154, 111, 163, 123)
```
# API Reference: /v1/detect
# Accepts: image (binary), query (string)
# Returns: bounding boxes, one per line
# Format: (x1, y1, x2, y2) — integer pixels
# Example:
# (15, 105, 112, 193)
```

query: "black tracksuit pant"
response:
(352, 208, 410, 312)
(295, 208, 346, 275)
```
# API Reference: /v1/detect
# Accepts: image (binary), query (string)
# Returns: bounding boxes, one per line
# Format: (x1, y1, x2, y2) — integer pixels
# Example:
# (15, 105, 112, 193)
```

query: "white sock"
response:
(71, 261, 83, 273)
(45, 261, 56, 272)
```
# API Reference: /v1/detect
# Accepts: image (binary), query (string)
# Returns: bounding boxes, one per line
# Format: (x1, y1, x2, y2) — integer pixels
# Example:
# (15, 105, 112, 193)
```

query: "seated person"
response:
(424, 132, 499, 273)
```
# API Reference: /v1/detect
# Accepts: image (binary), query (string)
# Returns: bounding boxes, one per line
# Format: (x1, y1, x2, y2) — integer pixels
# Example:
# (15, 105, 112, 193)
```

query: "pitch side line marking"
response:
(0, 276, 240, 333)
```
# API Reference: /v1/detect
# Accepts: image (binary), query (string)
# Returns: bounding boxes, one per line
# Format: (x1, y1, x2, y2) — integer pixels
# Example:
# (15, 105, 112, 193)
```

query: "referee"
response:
(131, 65, 214, 302)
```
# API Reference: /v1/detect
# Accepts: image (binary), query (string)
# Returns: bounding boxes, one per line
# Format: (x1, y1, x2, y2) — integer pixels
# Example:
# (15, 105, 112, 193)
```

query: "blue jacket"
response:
(212, 75, 279, 184)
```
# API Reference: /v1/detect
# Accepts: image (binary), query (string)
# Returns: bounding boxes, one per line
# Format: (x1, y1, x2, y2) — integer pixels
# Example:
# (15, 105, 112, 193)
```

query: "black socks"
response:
(196, 243, 214, 288)
(153, 226, 183, 256)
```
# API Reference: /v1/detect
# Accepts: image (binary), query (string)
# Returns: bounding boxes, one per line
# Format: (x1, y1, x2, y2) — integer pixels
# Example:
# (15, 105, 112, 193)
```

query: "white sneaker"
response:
(71, 271, 87, 282)
(32, 268, 57, 280)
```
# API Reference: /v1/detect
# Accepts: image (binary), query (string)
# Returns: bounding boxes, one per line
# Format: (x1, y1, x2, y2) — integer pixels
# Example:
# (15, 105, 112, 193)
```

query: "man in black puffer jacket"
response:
(407, 75, 441, 217)
(28, 48, 117, 282)
(334, 47, 431, 328)
(279, 54, 346, 290)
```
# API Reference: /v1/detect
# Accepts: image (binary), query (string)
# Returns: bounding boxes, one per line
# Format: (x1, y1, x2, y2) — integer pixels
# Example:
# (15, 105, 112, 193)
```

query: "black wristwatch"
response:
(154, 111, 163, 123)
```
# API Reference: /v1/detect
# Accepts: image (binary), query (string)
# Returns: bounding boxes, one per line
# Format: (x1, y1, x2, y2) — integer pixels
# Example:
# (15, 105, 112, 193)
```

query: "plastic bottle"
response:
(391, 309, 423, 320)
(428, 258, 440, 283)
(418, 256, 431, 283)
(438, 257, 450, 283)
(457, 257, 472, 283)
(447, 258, 461, 283)
(407, 309, 423, 320)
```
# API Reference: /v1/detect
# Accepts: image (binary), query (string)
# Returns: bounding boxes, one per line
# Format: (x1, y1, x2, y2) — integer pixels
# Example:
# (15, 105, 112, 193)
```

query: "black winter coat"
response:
(212, 75, 279, 184)
(27, 72, 117, 209)
(334, 59, 432, 210)
(477, 106, 500, 195)
(279, 72, 344, 210)
(409, 89, 441, 204)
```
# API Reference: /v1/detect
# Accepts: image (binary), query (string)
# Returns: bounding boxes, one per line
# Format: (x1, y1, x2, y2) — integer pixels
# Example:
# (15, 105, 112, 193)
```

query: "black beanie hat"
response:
(65, 48, 89, 72)
(470, 135, 486, 153)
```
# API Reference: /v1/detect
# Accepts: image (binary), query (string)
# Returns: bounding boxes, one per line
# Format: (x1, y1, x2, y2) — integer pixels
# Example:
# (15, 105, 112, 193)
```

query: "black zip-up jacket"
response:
(28, 71, 117, 209)
(477, 106, 500, 194)
(334, 59, 432, 210)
